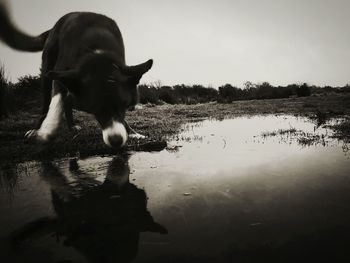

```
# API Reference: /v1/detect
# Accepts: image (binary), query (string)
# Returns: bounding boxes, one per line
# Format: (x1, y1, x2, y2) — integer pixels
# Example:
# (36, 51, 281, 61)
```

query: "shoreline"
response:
(1, 94, 349, 163)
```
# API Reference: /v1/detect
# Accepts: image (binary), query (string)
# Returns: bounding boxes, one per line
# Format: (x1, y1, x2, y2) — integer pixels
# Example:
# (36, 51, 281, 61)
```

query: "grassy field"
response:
(1, 93, 350, 163)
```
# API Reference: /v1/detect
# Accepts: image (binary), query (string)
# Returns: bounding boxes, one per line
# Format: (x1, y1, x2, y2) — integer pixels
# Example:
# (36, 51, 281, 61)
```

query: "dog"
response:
(0, 1, 151, 148)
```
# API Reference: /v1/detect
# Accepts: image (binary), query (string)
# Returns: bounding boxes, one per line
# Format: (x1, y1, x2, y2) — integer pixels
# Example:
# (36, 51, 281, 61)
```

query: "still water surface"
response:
(1, 115, 350, 262)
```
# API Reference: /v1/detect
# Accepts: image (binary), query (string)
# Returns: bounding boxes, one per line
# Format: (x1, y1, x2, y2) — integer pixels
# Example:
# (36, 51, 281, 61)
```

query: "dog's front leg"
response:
(25, 80, 64, 142)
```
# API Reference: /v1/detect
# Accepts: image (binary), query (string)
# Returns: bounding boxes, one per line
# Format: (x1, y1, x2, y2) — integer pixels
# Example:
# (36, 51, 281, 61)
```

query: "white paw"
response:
(25, 129, 37, 139)
(24, 129, 50, 142)
(129, 133, 146, 140)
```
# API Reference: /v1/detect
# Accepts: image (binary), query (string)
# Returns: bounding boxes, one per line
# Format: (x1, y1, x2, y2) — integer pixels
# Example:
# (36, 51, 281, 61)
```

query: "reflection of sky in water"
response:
(129, 115, 349, 210)
(131, 115, 346, 181)
(1, 115, 350, 261)
(130, 116, 350, 261)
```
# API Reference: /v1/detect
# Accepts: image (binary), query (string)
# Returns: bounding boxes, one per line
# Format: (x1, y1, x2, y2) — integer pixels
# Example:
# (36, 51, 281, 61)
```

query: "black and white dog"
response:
(0, 2, 151, 148)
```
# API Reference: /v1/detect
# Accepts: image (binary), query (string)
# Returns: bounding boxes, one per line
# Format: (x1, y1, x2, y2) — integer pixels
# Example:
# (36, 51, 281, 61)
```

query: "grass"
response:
(261, 128, 298, 137)
(1, 93, 350, 163)
(261, 128, 328, 147)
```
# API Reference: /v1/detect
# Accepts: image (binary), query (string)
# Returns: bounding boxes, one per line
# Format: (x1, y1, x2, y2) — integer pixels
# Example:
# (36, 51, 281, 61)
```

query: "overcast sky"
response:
(0, 0, 349, 87)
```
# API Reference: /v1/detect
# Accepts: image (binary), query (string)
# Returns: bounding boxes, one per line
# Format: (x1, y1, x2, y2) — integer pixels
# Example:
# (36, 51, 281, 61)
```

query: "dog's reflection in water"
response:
(12, 157, 167, 263)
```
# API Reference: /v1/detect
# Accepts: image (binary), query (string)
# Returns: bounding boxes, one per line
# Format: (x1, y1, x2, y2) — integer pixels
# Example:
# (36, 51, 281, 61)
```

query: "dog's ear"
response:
(121, 59, 153, 85)
(46, 69, 79, 81)
(126, 74, 142, 85)
(121, 59, 153, 77)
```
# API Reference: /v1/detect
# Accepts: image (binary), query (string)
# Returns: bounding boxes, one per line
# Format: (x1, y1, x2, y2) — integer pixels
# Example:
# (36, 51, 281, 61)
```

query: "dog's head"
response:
(47, 52, 153, 148)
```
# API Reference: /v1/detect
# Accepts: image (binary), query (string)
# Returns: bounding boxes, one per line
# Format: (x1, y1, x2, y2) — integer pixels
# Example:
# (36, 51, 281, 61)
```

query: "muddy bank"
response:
(0, 93, 349, 163)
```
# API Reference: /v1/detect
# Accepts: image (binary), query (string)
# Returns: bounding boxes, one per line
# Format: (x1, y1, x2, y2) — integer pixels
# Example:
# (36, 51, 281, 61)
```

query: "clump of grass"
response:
(314, 110, 328, 127)
(261, 128, 328, 147)
(297, 134, 325, 146)
(261, 128, 297, 138)
(329, 119, 350, 140)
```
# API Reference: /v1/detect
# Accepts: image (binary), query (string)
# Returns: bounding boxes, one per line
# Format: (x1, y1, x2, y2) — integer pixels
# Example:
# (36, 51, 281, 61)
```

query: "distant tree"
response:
(296, 83, 311, 97)
(255, 82, 275, 99)
(7, 75, 41, 111)
(218, 84, 241, 103)
(275, 85, 295, 98)
(150, 80, 162, 89)
(12, 75, 41, 99)
(0, 65, 9, 118)
(138, 84, 160, 104)
(190, 85, 218, 103)
(243, 81, 255, 90)
(340, 84, 350, 93)
(323, 85, 334, 93)
(159, 86, 178, 104)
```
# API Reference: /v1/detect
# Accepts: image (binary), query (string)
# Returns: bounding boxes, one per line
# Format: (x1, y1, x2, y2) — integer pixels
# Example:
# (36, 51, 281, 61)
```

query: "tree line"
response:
(1, 69, 350, 118)
(138, 81, 349, 105)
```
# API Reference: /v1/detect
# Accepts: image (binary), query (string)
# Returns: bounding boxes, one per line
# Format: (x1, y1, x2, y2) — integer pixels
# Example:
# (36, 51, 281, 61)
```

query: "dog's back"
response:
(45, 12, 126, 70)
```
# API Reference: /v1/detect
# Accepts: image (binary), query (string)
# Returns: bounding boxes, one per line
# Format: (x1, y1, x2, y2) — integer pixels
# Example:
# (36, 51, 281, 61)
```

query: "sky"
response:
(0, 0, 349, 87)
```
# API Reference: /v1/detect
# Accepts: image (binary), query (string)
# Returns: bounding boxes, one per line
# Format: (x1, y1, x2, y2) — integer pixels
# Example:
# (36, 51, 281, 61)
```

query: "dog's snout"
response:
(107, 134, 124, 148)
(102, 121, 127, 148)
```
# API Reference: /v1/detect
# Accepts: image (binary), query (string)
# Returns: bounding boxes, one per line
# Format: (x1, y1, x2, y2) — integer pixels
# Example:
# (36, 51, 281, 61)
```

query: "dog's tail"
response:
(0, 0, 49, 52)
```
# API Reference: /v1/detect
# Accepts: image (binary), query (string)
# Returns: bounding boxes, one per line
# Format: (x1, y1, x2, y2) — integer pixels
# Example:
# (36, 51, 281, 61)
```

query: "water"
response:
(1, 115, 350, 262)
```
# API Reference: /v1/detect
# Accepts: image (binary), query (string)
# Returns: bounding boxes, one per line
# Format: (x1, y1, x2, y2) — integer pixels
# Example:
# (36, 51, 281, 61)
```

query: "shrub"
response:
(218, 84, 242, 103)
(0, 66, 10, 118)
(9, 75, 41, 111)
(296, 83, 311, 97)
(138, 84, 219, 105)
(138, 84, 160, 104)
(12, 75, 41, 101)
(159, 86, 178, 104)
